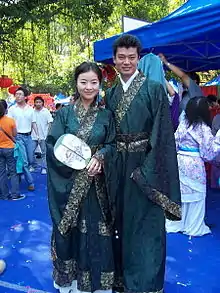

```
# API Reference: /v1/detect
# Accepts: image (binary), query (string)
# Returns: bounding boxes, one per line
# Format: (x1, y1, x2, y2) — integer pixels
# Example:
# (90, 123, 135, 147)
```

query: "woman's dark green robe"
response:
(106, 72, 181, 293)
(46, 102, 116, 291)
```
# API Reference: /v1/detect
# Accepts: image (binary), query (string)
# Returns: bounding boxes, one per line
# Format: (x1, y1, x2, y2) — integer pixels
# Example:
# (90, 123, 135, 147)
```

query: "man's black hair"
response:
(113, 34, 142, 57)
(15, 87, 29, 97)
(34, 96, 45, 105)
(55, 103, 62, 110)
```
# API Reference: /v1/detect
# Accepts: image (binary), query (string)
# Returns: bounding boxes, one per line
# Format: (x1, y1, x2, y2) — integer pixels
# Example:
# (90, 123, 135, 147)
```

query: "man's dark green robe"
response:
(46, 102, 116, 291)
(106, 72, 181, 293)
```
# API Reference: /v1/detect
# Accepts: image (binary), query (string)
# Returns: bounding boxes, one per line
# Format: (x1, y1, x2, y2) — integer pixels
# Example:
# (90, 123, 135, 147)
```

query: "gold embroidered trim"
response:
(76, 103, 99, 142)
(117, 139, 149, 152)
(51, 233, 77, 287)
(115, 72, 146, 131)
(100, 272, 114, 289)
(78, 219, 87, 234)
(132, 168, 181, 220)
(93, 152, 105, 166)
(58, 170, 92, 235)
(98, 221, 111, 236)
(94, 176, 112, 227)
(150, 189, 181, 220)
(78, 271, 91, 291)
(74, 99, 88, 123)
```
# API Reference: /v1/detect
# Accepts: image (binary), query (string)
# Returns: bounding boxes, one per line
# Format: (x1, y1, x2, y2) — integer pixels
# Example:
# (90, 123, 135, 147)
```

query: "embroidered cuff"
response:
(131, 168, 181, 221)
(92, 151, 104, 166)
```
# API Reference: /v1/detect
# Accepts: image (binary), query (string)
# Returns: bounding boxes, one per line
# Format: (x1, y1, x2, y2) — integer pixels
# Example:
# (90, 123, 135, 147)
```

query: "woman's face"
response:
(77, 70, 100, 102)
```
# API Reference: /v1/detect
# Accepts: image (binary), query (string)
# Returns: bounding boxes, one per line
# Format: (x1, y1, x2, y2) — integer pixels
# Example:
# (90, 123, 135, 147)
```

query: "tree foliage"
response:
(0, 0, 190, 95)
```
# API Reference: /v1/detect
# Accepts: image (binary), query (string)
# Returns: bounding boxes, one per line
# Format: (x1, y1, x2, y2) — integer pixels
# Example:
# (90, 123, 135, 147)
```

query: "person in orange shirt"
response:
(0, 101, 25, 200)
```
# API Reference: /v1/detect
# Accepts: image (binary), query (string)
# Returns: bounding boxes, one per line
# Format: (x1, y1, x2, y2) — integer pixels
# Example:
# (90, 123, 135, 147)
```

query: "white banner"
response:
(122, 16, 150, 32)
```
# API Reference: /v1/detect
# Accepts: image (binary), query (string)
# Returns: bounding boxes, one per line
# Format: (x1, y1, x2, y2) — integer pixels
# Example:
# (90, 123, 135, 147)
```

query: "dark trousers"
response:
(0, 148, 20, 199)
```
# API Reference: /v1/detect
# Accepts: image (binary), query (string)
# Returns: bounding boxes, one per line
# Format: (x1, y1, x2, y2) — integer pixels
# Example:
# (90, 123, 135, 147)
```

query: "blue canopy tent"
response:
(94, 0, 220, 72)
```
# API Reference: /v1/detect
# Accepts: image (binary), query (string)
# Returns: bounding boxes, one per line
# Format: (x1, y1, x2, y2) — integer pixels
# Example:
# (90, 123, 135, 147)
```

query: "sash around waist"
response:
(178, 146, 200, 157)
(116, 133, 150, 152)
(179, 146, 199, 153)
(116, 132, 149, 142)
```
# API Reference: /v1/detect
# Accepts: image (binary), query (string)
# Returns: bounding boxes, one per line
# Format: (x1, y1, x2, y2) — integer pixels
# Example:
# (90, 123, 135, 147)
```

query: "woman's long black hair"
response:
(185, 96, 211, 128)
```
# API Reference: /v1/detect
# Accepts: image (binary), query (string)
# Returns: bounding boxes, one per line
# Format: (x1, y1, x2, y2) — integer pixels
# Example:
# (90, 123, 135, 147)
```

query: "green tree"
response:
(0, 0, 188, 95)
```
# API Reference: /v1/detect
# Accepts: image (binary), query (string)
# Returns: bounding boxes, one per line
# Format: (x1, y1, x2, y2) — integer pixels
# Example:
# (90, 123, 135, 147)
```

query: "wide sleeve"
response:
(46, 108, 74, 227)
(132, 83, 181, 221)
(46, 108, 73, 176)
(93, 110, 117, 219)
(188, 78, 203, 97)
(198, 124, 220, 162)
(93, 110, 116, 164)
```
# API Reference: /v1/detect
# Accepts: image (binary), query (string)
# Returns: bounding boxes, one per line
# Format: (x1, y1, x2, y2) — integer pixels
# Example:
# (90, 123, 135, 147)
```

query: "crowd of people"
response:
(0, 91, 53, 200)
(1, 34, 220, 293)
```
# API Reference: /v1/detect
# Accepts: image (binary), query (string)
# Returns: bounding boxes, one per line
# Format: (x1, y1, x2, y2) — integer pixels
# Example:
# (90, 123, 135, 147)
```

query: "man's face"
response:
(15, 90, 26, 104)
(34, 100, 44, 109)
(113, 47, 139, 79)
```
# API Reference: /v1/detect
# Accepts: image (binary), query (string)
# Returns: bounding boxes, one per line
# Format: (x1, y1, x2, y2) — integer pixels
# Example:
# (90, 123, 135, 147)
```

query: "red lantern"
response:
(0, 75, 13, 88)
(8, 85, 20, 95)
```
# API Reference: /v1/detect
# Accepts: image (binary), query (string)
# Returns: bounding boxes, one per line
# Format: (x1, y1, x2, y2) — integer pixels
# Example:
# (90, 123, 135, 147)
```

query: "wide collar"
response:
(119, 69, 139, 92)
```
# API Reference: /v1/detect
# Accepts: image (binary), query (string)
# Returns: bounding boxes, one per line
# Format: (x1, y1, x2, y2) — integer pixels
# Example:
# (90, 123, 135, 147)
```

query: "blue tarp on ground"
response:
(94, 0, 220, 72)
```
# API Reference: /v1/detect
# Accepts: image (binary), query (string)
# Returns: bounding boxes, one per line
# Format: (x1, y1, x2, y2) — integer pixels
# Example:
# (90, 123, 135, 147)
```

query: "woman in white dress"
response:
(166, 96, 220, 236)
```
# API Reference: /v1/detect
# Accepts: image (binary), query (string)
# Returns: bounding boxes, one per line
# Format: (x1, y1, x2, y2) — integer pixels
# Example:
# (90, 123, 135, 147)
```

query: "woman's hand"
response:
(86, 157, 102, 177)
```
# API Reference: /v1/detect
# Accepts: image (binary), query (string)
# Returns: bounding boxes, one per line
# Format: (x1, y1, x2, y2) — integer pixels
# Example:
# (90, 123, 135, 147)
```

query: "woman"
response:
(166, 96, 220, 236)
(46, 62, 116, 293)
(0, 101, 25, 200)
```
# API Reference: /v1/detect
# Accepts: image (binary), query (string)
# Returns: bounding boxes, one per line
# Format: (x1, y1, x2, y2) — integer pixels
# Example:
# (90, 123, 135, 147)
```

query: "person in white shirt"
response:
(32, 96, 53, 174)
(8, 87, 38, 191)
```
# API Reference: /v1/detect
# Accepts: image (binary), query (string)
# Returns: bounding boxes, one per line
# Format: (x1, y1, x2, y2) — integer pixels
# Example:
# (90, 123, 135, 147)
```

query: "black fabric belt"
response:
(17, 132, 31, 136)
(116, 132, 149, 143)
(116, 133, 150, 153)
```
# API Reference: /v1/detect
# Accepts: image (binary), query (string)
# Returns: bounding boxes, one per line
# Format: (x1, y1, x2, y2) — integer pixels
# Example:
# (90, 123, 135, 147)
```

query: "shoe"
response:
(28, 185, 35, 191)
(41, 168, 47, 175)
(29, 166, 35, 172)
(10, 194, 26, 201)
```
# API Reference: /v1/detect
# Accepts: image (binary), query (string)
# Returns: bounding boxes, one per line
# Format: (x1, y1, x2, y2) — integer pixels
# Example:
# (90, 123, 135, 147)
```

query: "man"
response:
(8, 87, 37, 191)
(106, 34, 181, 293)
(159, 53, 203, 116)
(32, 96, 53, 174)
